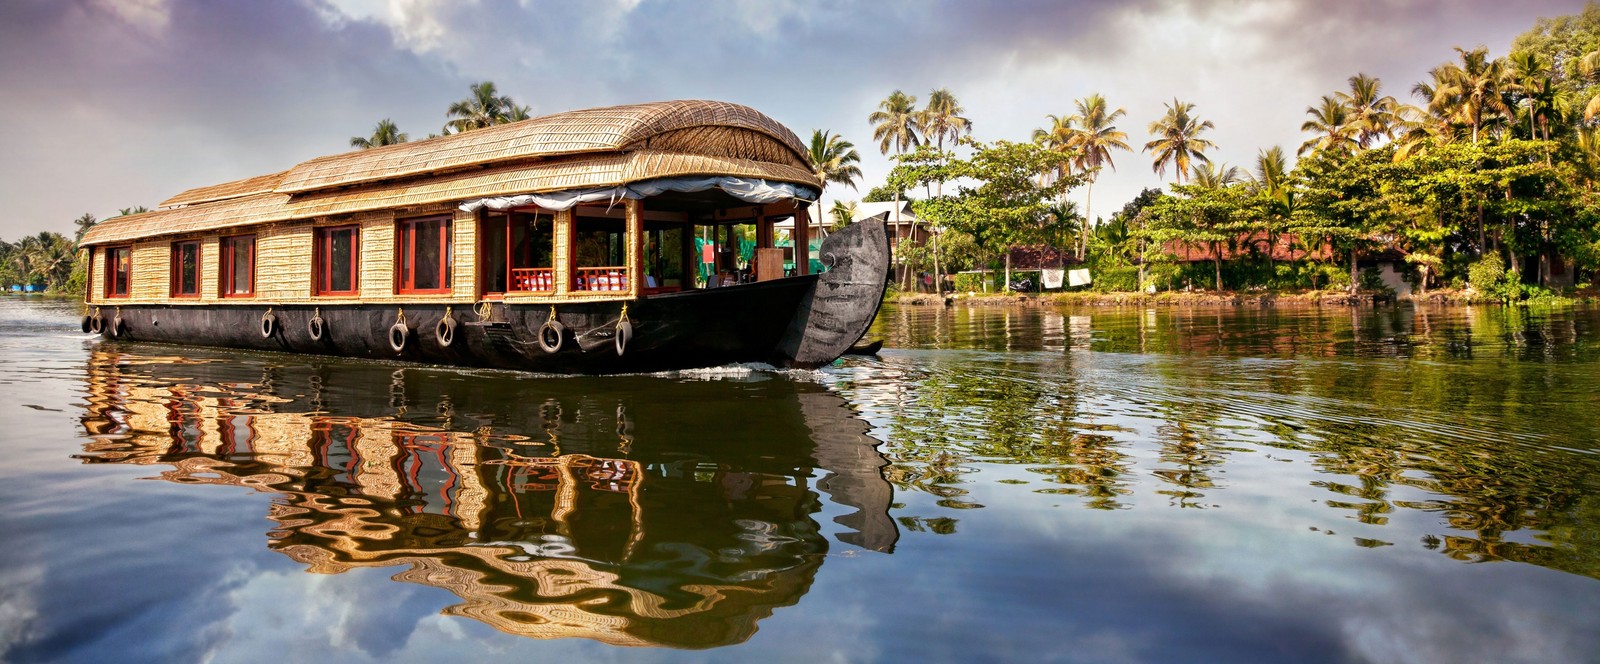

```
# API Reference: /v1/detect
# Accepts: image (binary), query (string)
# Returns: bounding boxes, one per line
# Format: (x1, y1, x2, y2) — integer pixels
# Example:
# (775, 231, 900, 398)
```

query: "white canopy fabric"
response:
(458, 176, 819, 213)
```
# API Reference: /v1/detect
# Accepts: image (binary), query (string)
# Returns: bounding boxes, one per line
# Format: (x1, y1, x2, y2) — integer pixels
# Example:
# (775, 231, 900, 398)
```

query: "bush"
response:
(1091, 265, 1139, 292)
(952, 272, 985, 293)
(1468, 254, 1505, 294)
(1358, 267, 1391, 293)
(1318, 263, 1351, 290)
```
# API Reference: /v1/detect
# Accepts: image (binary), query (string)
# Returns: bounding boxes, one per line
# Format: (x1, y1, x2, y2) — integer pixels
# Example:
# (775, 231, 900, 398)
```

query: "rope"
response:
(474, 300, 493, 320)
(546, 306, 558, 323)
(443, 305, 453, 321)
(618, 302, 630, 323)
(396, 308, 407, 325)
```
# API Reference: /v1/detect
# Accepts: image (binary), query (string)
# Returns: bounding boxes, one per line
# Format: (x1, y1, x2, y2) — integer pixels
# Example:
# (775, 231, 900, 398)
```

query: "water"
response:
(3, 297, 1599, 663)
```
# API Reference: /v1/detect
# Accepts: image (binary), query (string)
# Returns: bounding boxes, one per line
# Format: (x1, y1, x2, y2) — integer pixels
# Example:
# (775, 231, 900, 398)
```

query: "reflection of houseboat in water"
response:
(77, 346, 896, 648)
(76, 100, 889, 374)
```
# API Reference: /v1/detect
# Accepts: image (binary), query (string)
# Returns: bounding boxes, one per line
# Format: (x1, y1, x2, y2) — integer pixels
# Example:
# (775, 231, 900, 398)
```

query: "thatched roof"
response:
(82, 100, 818, 246)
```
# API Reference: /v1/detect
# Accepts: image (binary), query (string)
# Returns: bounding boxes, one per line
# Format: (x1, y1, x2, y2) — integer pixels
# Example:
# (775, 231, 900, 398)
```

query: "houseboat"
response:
(78, 100, 889, 374)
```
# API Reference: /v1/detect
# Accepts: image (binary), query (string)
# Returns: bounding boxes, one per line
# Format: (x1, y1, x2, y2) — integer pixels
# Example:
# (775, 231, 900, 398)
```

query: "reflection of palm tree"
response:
(1143, 98, 1215, 184)
(349, 118, 409, 149)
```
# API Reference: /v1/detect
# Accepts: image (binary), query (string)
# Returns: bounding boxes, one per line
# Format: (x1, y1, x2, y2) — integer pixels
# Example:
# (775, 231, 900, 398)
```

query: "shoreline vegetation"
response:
(889, 287, 1600, 308)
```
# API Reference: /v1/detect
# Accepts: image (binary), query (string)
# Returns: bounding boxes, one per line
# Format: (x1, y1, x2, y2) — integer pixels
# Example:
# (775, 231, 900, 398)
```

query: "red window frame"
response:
(315, 225, 361, 296)
(396, 216, 453, 294)
(104, 246, 131, 299)
(170, 241, 201, 298)
(219, 235, 255, 298)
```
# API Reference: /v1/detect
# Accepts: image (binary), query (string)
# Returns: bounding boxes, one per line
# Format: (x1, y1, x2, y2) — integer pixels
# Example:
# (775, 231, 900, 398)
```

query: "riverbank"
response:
(889, 287, 1600, 307)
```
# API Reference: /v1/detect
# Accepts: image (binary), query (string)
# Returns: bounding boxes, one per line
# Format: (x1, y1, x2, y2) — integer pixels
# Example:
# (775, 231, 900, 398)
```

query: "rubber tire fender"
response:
(110, 315, 124, 338)
(81, 315, 92, 333)
(537, 320, 565, 354)
(615, 320, 633, 356)
(88, 314, 104, 335)
(389, 322, 409, 353)
(436, 316, 457, 348)
(308, 315, 325, 342)
(260, 311, 277, 338)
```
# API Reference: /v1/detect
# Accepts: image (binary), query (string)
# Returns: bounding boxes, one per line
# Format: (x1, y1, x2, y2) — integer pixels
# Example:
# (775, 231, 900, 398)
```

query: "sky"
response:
(0, 0, 1590, 239)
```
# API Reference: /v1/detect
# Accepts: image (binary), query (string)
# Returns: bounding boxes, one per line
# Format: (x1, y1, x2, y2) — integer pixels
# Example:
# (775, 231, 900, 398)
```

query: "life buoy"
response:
(537, 319, 565, 354)
(615, 319, 633, 356)
(389, 322, 409, 353)
(260, 310, 277, 338)
(436, 315, 457, 347)
(308, 315, 325, 341)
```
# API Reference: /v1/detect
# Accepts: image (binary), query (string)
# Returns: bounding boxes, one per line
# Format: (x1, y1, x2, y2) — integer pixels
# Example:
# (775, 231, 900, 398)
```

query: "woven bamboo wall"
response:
(627, 199, 643, 298)
(358, 217, 395, 298)
(255, 223, 313, 301)
(452, 209, 476, 297)
(128, 242, 168, 300)
(200, 238, 220, 300)
(553, 209, 573, 296)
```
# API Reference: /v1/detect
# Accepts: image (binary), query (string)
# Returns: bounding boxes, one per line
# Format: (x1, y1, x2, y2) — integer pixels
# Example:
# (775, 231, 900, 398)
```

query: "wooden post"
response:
(794, 208, 811, 276)
(554, 209, 573, 295)
(626, 198, 644, 298)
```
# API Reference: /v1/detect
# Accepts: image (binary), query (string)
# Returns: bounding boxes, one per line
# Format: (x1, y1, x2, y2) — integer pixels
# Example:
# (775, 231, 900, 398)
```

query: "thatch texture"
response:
(276, 100, 810, 194)
(82, 193, 291, 246)
(161, 171, 289, 208)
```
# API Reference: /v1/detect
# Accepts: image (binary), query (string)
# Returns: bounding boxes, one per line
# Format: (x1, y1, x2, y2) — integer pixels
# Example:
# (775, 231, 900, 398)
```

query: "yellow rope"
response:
(546, 306, 558, 323)
(474, 300, 493, 320)
(618, 302, 630, 323)
(443, 305, 453, 321)
(396, 307, 407, 325)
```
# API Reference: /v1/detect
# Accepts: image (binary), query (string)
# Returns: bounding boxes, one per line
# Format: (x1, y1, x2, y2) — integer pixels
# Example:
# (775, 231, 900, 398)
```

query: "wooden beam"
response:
(554, 209, 573, 295)
(626, 199, 644, 298)
(794, 207, 810, 276)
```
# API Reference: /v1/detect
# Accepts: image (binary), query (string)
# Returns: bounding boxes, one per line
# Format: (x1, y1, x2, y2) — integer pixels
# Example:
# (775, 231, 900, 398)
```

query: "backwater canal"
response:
(1, 297, 1598, 662)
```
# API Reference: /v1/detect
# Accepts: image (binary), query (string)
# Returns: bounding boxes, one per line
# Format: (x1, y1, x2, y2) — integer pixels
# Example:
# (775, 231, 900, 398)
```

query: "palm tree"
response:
(1337, 74, 1398, 148)
(1066, 93, 1131, 257)
(1431, 46, 1515, 144)
(917, 89, 970, 294)
(868, 90, 922, 156)
(446, 81, 517, 133)
(868, 90, 923, 289)
(1250, 146, 1289, 196)
(73, 213, 97, 245)
(829, 200, 859, 231)
(1298, 95, 1359, 156)
(117, 206, 150, 216)
(919, 88, 972, 151)
(1031, 114, 1079, 185)
(1191, 162, 1242, 189)
(504, 104, 533, 122)
(808, 129, 863, 234)
(350, 119, 409, 149)
(1143, 98, 1216, 184)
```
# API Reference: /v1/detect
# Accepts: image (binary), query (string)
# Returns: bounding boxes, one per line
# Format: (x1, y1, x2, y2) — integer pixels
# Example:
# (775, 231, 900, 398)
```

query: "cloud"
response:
(0, 0, 1589, 238)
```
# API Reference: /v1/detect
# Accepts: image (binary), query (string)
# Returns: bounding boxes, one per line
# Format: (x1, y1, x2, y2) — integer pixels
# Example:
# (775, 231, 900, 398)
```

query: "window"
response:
(220, 235, 255, 297)
(397, 216, 452, 293)
(170, 241, 200, 297)
(315, 225, 360, 296)
(104, 246, 131, 298)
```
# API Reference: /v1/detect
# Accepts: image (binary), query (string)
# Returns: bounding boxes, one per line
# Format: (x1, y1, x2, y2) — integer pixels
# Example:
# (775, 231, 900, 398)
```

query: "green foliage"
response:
(863, 185, 908, 203)
(952, 272, 985, 292)
(891, 140, 1081, 262)
(1091, 265, 1139, 292)
(1468, 253, 1507, 293)
(1358, 267, 1390, 293)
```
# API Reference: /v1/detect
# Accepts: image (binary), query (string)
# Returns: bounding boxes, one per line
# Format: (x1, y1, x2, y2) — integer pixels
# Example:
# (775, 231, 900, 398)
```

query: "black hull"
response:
(90, 276, 820, 375)
(85, 218, 891, 375)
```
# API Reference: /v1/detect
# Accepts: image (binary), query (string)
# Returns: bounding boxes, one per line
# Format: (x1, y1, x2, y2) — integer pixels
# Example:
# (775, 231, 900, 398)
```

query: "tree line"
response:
(818, 4, 1600, 298)
(348, 82, 534, 148)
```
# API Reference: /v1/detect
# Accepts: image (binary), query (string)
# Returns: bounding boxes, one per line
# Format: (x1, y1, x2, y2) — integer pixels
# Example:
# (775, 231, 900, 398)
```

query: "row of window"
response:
(101, 217, 452, 299)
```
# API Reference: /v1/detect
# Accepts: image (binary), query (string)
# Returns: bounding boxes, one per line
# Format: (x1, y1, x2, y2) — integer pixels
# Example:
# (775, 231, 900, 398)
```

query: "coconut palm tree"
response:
(1143, 98, 1216, 184)
(1431, 46, 1515, 144)
(919, 88, 971, 151)
(446, 81, 517, 133)
(808, 129, 863, 234)
(1298, 95, 1359, 156)
(1031, 114, 1079, 185)
(117, 206, 150, 216)
(350, 119, 409, 149)
(1337, 74, 1399, 148)
(829, 200, 859, 231)
(1250, 146, 1289, 196)
(869, 90, 922, 156)
(504, 104, 533, 123)
(1066, 93, 1131, 256)
(72, 213, 97, 245)
(868, 90, 923, 289)
(1191, 162, 1242, 190)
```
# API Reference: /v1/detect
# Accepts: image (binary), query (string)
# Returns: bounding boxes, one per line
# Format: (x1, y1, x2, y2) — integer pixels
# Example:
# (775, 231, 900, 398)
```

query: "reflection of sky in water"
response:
(2, 299, 1599, 662)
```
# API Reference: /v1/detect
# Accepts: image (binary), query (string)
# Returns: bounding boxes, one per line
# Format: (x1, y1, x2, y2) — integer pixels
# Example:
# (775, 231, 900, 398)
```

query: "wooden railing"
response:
(511, 267, 555, 292)
(574, 266, 630, 292)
